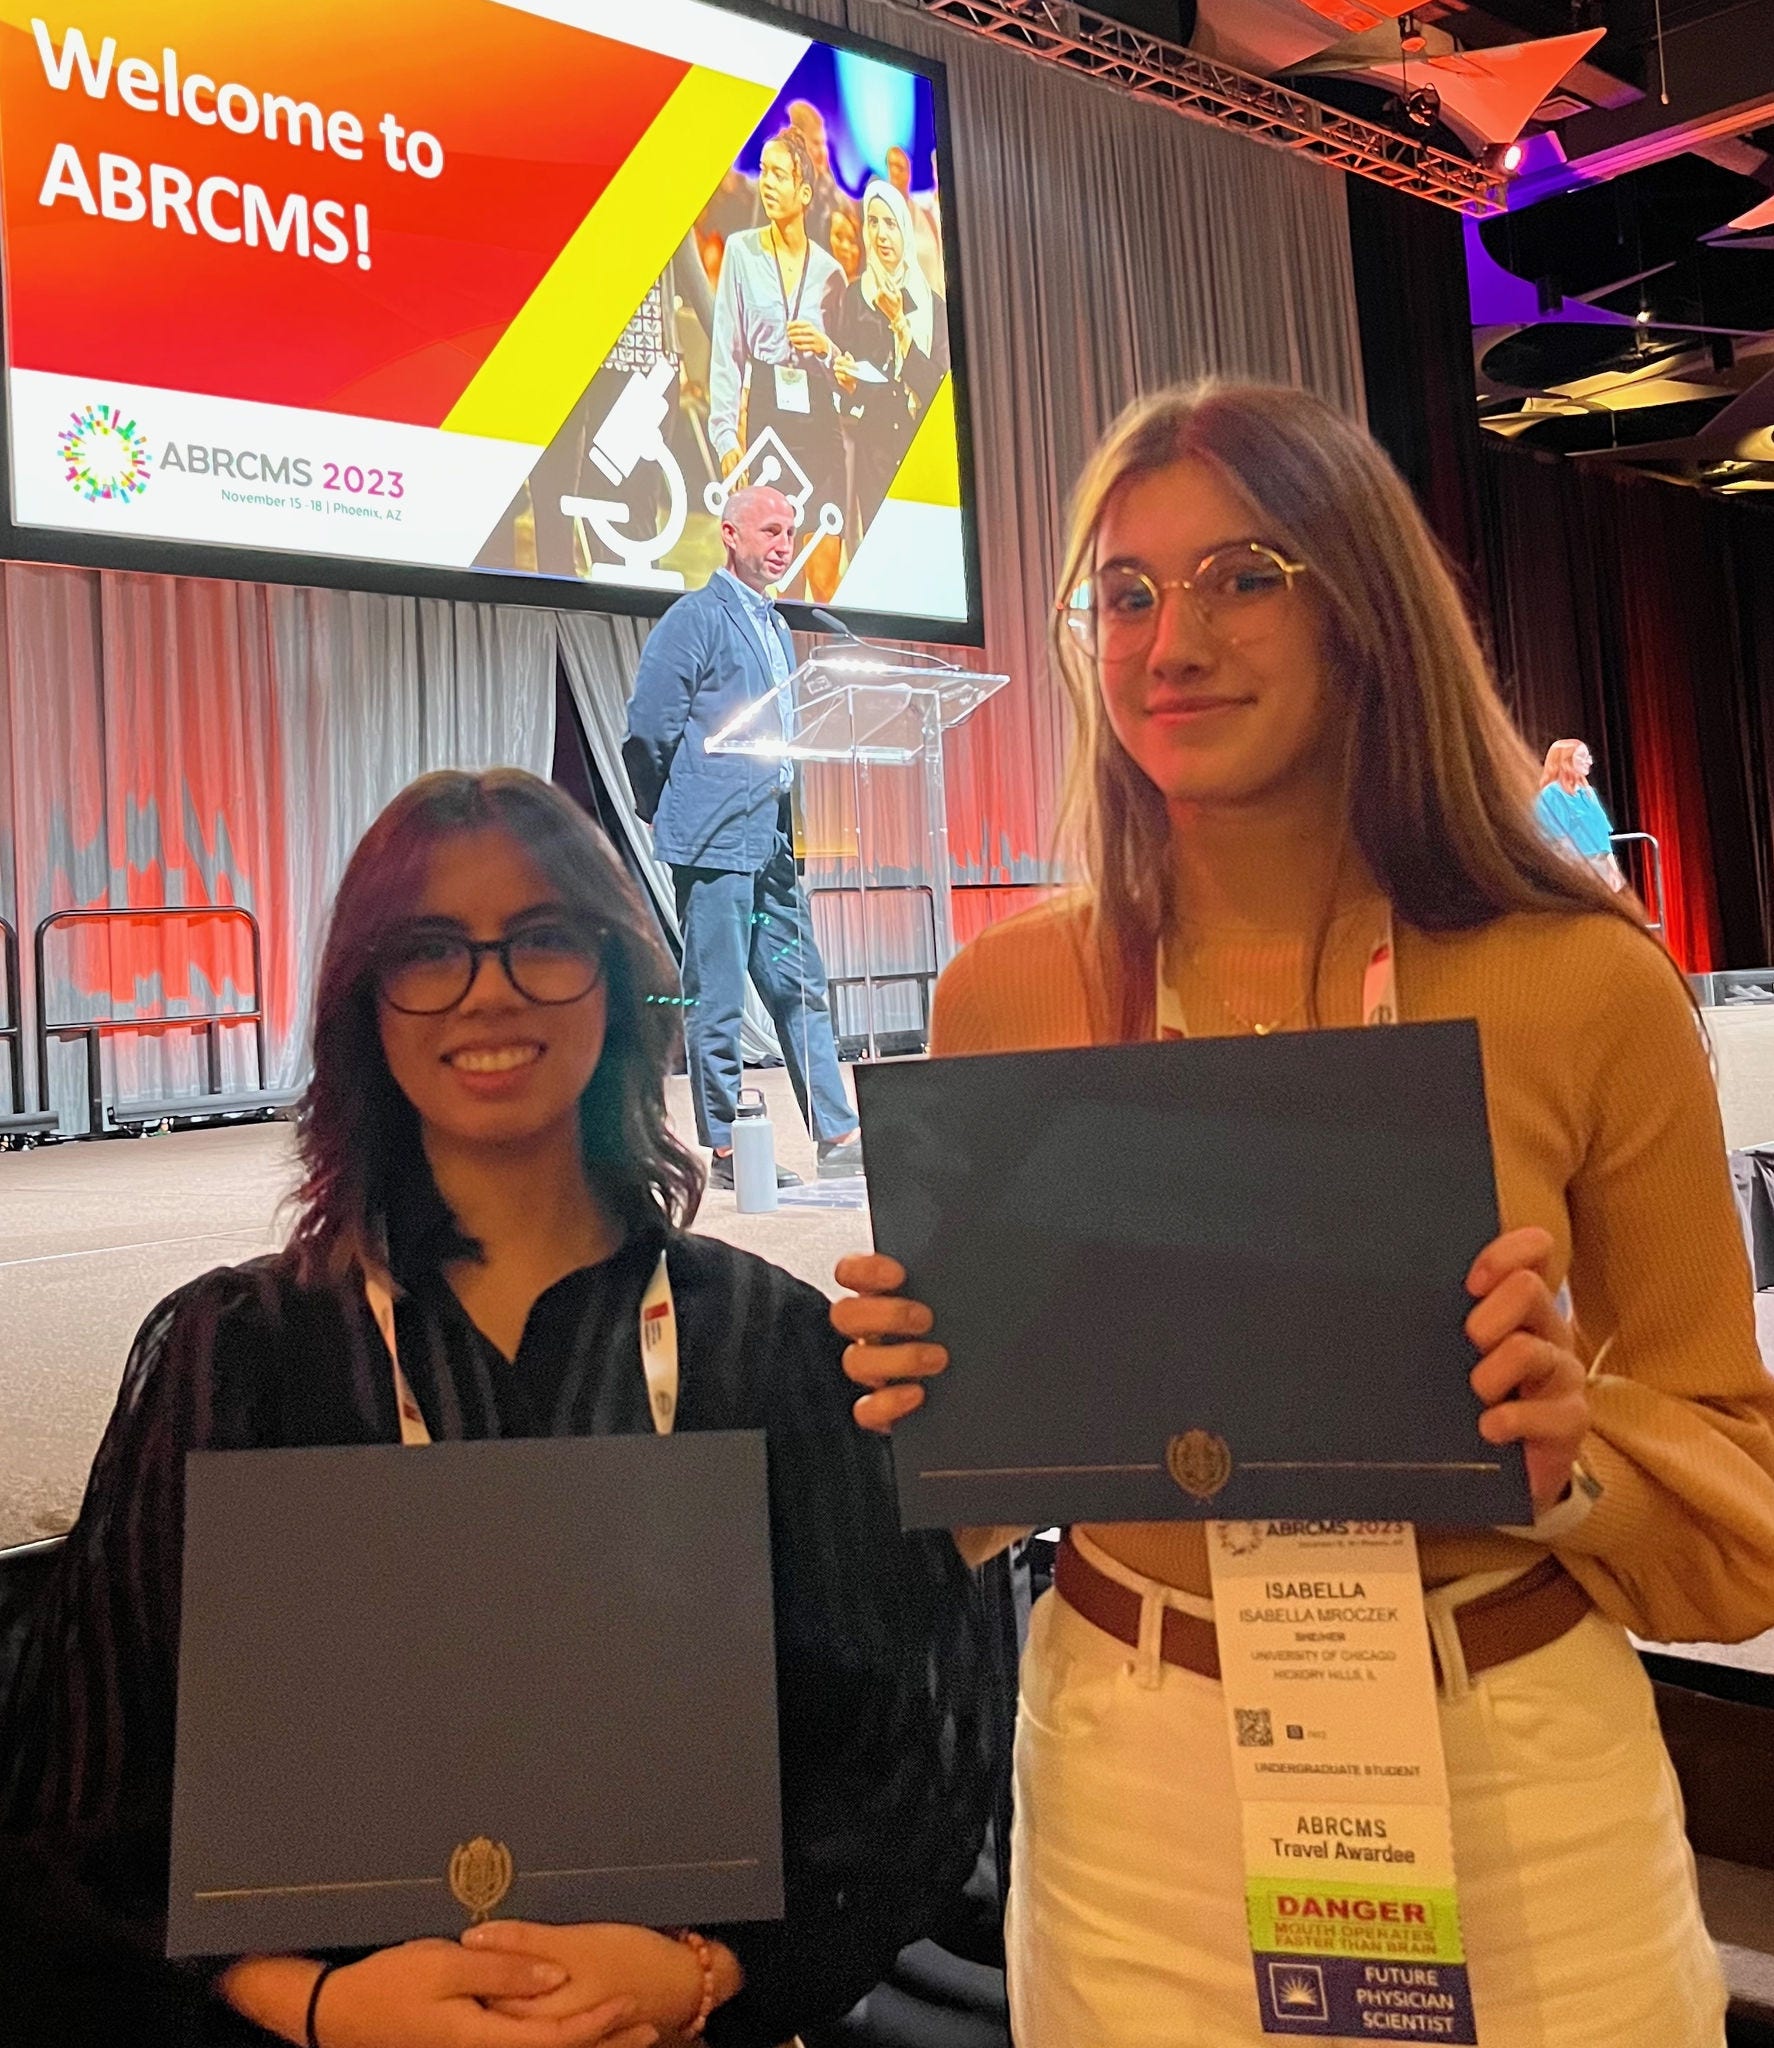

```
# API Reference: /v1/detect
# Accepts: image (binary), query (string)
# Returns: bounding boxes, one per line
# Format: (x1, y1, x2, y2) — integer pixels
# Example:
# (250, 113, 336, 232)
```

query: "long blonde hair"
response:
(1052, 382, 1647, 1037)
(1539, 739, 1587, 790)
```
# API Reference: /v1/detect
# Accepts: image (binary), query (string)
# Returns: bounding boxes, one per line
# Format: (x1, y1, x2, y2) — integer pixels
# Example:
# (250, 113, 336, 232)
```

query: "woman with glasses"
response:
(832, 384, 1774, 2045)
(1, 770, 991, 2047)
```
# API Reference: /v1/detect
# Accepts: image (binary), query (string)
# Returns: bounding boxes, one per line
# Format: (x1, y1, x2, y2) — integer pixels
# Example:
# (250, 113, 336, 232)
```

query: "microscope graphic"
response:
(561, 357, 689, 591)
(704, 430, 843, 594)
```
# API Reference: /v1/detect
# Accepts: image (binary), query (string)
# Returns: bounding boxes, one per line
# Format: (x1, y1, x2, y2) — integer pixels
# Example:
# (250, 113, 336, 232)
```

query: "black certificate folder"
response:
(856, 1021, 1530, 1531)
(168, 1433, 783, 1957)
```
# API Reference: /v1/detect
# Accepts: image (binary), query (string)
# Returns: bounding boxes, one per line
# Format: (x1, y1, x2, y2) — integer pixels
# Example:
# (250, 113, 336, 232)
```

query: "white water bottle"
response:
(731, 1088, 779, 1213)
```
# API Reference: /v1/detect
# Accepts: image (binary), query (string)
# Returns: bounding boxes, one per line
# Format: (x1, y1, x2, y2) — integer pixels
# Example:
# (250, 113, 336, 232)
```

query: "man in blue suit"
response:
(623, 486, 861, 1187)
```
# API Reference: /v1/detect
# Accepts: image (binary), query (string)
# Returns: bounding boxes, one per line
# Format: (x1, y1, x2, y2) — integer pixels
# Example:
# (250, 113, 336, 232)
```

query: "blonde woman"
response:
(833, 384, 1774, 2046)
(1536, 737, 1628, 891)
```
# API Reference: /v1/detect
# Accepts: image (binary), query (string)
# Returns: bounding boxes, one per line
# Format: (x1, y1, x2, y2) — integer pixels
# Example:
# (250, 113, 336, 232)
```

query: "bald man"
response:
(623, 486, 861, 1186)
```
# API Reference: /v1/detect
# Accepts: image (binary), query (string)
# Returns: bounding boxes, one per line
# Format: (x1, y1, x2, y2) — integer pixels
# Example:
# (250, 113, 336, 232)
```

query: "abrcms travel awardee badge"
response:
(1207, 1521, 1476, 2041)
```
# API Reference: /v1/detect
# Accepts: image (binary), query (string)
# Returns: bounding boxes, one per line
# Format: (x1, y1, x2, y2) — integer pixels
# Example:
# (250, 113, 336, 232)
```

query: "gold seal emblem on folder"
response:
(1167, 1430, 1233, 1501)
(449, 1837, 514, 1923)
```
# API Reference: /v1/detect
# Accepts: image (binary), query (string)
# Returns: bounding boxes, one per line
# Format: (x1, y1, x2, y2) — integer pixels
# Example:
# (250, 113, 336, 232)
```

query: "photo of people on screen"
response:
(786, 100, 846, 255)
(887, 143, 944, 291)
(829, 206, 864, 284)
(473, 46, 954, 612)
(831, 178, 951, 552)
(709, 126, 847, 605)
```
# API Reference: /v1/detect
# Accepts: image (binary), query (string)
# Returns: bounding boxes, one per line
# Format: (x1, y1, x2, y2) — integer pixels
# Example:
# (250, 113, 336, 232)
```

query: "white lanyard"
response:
(363, 1250, 679, 1447)
(769, 229, 811, 333)
(1155, 916, 1397, 1039)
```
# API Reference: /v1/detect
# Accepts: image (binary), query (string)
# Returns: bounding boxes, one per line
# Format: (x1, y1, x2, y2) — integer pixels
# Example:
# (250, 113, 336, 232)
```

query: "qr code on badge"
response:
(1235, 1706, 1274, 1748)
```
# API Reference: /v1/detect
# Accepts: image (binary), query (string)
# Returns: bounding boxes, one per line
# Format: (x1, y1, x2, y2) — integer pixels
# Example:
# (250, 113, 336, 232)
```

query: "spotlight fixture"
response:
(1400, 83, 1442, 130)
(1479, 140, 1526, 175)
(1397, 9, 1427, 52)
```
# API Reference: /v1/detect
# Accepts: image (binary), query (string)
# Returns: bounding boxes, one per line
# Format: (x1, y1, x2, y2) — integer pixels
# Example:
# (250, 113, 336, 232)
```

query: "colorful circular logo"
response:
(58, 403, 151, 504)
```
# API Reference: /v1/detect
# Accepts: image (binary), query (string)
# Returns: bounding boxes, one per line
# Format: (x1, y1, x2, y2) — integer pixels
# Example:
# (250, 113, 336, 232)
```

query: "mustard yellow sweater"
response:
(929, 892, 1774, 1645)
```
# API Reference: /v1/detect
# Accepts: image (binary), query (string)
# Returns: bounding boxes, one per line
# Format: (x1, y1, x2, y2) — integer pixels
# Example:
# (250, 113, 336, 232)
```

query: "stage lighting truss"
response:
(895, 0, 1506, 215)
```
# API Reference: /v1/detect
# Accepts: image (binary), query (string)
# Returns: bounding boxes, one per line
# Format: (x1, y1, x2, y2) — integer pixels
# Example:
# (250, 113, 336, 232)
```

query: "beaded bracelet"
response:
(304, 1959, 342, 2048)
(675, 1928, 717, 2039)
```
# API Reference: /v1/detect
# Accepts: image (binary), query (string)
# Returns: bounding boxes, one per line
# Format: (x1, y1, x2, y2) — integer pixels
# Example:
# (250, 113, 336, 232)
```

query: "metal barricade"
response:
(34, 905, 288, 1135)
(1612, 831, 1665, 936)
(0, 917, 56, 1141)
(807, 883, 939, 1059)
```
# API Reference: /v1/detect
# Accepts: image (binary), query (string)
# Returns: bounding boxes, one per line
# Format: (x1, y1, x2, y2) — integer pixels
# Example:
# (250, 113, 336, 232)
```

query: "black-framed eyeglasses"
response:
(375, 923, 606, 1016)
(1061, 542, 1308, 661)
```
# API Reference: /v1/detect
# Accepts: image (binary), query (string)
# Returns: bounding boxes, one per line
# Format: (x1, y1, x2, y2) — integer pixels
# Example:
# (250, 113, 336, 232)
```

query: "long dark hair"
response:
(289, 769, 702, 1283)
(1052, 382, 1652, 1037)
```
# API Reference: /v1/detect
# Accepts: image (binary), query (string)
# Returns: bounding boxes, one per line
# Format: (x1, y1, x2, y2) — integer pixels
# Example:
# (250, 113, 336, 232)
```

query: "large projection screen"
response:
(0, 2, 980, 638)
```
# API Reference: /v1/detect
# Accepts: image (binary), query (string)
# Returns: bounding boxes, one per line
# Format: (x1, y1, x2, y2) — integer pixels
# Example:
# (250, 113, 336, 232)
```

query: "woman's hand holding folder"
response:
(1463, 1226, 1591, 1515)
(831, 1254, 948, 1434)
(220, 1937, 660, 2047)
(470, 1918, 741, 2041)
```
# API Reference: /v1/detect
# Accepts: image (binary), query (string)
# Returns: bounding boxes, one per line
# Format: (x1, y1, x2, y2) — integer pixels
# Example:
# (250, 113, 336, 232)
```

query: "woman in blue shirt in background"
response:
(1535, 740, 1627, 892)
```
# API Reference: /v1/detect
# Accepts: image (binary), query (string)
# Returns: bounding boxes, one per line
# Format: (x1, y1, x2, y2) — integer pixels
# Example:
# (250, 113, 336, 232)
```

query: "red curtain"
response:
(1607, 471, 1726, 971)
(1476, 446, 1774, 973)
(1347, 183, 1770, 973)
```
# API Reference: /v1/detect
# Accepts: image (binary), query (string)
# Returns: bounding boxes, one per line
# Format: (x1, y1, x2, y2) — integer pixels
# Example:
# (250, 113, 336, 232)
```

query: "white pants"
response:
(1008, 1543, 1725, 2047)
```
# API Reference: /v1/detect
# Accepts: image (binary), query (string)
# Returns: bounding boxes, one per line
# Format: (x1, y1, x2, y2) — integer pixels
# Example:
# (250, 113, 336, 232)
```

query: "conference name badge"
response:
(1206, 1520, 1476, 2042)
(773, 365, 812, 416)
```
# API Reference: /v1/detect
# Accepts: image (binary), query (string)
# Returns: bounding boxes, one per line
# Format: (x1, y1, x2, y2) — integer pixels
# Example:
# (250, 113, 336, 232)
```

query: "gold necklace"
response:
(1169, 904, 1384, 1038)
(1184, 939, 1312, 1037)
(1204, 984, 1310, 1037)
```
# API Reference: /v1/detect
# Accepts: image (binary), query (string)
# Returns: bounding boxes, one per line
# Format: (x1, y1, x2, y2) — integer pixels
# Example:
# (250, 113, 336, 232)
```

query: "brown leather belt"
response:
(1053, 1535, 1591, 1684)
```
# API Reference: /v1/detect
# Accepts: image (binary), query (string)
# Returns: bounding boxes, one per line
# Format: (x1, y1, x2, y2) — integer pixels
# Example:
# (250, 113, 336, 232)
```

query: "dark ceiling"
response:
(1286, 0, 1774, 491)
(1469, 0, 1774, 494)
(1086, 0, 1774, 489)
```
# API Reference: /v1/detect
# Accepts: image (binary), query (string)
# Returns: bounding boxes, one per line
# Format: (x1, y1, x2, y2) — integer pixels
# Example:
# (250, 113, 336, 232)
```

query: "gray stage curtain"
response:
(556, 611, 664, 927)
(0, 568, 555, 1133)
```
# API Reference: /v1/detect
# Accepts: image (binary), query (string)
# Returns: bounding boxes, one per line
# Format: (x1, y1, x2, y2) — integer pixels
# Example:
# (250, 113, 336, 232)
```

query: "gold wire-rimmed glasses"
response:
(1061, 542, 1308, 660)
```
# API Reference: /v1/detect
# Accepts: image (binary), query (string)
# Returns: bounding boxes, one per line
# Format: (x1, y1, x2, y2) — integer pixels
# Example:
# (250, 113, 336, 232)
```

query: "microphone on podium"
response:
(810, 607, 862, 642)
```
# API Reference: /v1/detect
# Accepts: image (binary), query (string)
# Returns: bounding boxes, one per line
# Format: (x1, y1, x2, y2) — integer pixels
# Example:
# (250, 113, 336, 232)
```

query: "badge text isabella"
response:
(1273, 1896, 1430, 1924)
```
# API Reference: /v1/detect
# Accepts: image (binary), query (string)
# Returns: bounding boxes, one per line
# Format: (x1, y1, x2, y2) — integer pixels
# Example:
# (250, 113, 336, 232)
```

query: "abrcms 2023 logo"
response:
(59, 402, 151, 503)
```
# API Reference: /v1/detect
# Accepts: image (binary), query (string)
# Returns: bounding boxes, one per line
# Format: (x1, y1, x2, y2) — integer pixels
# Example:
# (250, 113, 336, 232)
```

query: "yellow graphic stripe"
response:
(884, 376, 960, 509)
(444, 68, 776, 444)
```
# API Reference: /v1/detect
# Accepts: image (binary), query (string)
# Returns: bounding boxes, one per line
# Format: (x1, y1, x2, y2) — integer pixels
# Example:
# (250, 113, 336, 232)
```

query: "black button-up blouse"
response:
(0, 1225, 996, 2047)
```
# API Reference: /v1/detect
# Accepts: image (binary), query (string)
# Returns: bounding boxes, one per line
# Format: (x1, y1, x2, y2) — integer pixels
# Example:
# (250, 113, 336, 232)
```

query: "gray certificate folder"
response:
(167, 1433, 783, 1957)
(856, 1021, 1530, 1530)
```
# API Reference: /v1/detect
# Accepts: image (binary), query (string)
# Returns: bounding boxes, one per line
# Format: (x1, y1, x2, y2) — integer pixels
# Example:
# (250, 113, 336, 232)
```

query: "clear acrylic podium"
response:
(706, 649, 1007, 1056)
